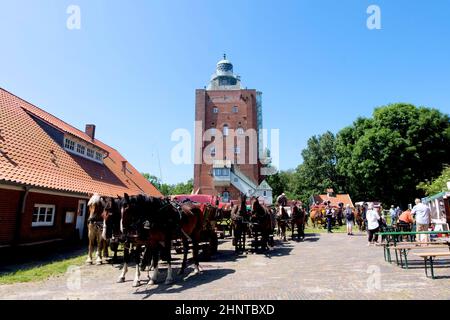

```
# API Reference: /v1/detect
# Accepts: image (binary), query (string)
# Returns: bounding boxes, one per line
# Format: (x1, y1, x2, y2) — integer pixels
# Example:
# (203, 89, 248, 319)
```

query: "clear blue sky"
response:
(1, 0, 449, 184)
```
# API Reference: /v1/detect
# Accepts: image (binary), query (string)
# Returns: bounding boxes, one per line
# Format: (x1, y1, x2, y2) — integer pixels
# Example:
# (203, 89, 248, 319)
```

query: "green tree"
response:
(418, 166, 450, 196)
(142, 173, 162, 189)
(142, 173, 193, 196)
(266, 170, 296, 201)
(336, 103, 450, 207)
(290, 131, 343, 204)
(170, 179, 194, 195)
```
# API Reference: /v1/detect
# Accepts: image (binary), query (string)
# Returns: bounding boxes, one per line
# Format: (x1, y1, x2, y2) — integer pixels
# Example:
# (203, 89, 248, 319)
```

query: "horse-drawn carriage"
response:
(230, 195, 279, 253)
(170, 194, 219, 260)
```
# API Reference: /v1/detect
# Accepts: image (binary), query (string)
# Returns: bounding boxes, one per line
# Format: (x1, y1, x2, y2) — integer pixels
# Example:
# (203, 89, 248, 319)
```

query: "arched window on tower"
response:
(223, 124, 229, 136)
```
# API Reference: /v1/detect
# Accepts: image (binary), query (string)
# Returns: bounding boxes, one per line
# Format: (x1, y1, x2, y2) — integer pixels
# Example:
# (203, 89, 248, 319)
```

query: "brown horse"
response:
(291, 203, 306, 240)
(249, 197, 273, 251)
(117, 194, 204, 287)
(231, 193, 249, 253)
(354, 206, 366, 231)
(86, 194, 109, 265)
(277, 206, 290, 241)
(309, 207, 326, 228)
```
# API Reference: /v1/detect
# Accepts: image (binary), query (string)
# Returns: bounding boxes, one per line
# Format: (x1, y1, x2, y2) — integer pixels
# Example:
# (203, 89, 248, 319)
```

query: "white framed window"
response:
(214, 168, 230, 176)
(223, 125, 229, 136)
(232, 106, 238, 113)
(32, 204, 55, 227)
(86, 148, 94, 158)
(64, 138, 75, 151)
(95, 152, 103, 161)
(234, 147, 240, 154)
(213, 107, 219, 113)
(76, 144, 85, 155)
(236, 127, 244, 135)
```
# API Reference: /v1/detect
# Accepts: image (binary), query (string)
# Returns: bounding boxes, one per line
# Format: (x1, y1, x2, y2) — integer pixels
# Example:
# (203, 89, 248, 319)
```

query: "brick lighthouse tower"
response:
(193, 55, 272, 204)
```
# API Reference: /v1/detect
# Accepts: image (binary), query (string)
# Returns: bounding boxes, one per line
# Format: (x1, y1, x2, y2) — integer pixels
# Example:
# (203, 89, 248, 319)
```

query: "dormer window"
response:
(76, 144, 85, 155)
(95, 152, 103, 161)
(64, 138, 75, 151)
(232, 106, 238, 113)
(213, 107, 219, 113)
(86, 148, 94, 158)
(63, 135, 104, 164)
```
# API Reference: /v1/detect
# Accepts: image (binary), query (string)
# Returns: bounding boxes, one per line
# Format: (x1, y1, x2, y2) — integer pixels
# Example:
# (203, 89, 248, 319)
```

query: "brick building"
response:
(193, 56, 272, 204)
(0, 88, 161, 248)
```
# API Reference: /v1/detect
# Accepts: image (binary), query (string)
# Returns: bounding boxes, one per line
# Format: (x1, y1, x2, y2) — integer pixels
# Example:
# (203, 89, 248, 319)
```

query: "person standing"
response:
(366, 204, 380, 246)
(397, 209, 414, 232)
(325, 203, 333, 233)
(276, 193, 288, 207)
(389, 205, 398, 226)
(411, 198, 431, 243)
(344, 204, 354, 235)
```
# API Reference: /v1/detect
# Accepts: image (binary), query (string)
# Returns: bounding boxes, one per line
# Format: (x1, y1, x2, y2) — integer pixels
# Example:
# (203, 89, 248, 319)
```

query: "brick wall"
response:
(194, 89, 261, 199)
(0, 188, 82, 245)
(19, 192, 80, 243)
(0, 189, 21, 245)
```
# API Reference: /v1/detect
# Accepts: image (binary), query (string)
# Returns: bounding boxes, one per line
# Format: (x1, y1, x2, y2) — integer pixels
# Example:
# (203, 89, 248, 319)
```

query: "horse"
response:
(177, 199, 219, 259)
(231, 193, 249, 253)
(117, 194, 203, 287)
(354, 207, 366, 231)
(309, 207, 326, 228)
(291, 203, 306, 241)
(101, 196, 122, 262)
(86, 194, 109, 265)
(249, 197, 273, 251)
(276, 206, 290, 241)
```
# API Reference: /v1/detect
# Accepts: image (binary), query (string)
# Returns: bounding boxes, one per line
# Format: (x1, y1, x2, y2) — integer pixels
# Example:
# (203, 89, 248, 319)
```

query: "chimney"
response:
(121, 161, 127, 174)
(85, 124, 96, 141)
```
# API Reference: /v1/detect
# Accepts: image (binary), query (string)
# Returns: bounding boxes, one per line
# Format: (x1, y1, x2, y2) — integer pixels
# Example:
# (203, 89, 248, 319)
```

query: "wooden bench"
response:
(392, 244, 449, 269)
(377, 241, 449, 264)
(413, 252, 450, 279)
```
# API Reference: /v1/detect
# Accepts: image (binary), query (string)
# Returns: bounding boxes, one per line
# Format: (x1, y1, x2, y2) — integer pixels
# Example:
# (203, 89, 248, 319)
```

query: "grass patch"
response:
(0, 254, 86, 285)
(304, 223, 350, 234)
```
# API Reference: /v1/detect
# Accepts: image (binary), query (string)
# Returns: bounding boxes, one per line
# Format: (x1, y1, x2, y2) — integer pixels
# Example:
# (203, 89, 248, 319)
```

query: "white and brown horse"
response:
(86, 194, 109, 265)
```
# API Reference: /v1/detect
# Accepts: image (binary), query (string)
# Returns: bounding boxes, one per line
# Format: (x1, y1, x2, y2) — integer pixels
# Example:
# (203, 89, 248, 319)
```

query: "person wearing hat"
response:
(276, 193, 288, 207)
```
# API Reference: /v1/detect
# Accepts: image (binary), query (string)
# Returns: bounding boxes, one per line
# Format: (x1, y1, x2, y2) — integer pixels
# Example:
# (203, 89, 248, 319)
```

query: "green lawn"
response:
(304, 223, 350, 234)
(0, 253, 86, 285)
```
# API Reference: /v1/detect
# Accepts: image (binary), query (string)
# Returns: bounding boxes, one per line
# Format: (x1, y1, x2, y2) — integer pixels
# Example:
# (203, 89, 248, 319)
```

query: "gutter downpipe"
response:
(13, 186, 31, 246)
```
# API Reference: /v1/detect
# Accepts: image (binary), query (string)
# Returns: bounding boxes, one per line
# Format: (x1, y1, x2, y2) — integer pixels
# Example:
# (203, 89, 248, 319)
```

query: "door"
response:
(222, 191, 230, 203)
(76, 200, 87, 240)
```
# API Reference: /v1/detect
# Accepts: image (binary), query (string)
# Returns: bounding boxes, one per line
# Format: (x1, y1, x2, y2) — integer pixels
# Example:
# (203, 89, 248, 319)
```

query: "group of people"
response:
(275, 193, 432, 246)
(365, 198, 432, 245)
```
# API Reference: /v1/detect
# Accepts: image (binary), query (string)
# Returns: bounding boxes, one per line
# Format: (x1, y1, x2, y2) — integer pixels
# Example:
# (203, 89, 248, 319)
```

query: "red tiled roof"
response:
(0, 88, 162, 198)
(312, 194, 354, 208)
